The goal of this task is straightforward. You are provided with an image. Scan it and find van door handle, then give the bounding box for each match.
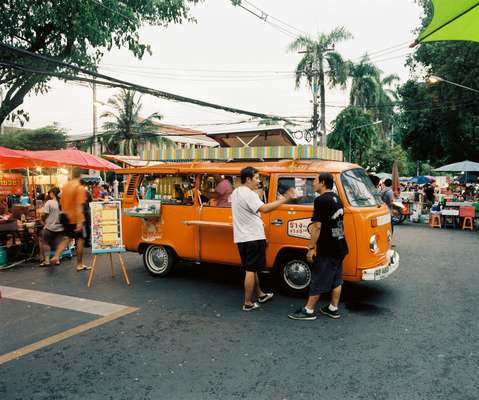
[271,219,283,226]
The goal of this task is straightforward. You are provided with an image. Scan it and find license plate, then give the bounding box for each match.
[374,265,390,278]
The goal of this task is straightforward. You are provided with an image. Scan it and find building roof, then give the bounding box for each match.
[206,126,296,147]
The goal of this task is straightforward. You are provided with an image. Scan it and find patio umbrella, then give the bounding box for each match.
[375,172,392,180]
[416,0,479,44]
[435,160,479,184]
[21,149,120,171]
[434,160,479,172]
[0,146,59,169]
[409,176,434,185]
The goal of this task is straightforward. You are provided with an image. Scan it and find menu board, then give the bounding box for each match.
[90,201,126,254]
[0,173,23,196]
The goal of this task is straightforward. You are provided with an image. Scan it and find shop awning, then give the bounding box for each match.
[21,149,120,170]
[417,1,479,44]
[0,146,59,169]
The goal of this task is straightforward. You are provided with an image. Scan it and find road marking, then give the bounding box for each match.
[0,286,139,365]
[0,286,128,316]
[0,306,139,365]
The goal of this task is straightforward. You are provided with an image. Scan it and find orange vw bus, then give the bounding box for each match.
[118,160,399,294]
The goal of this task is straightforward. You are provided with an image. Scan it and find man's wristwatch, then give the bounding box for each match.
[307,246,315,250]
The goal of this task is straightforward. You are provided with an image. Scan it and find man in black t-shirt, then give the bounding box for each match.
[288,172,348,321]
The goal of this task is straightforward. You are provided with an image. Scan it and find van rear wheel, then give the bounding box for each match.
[143,245,175,277]
[279,258,311,295]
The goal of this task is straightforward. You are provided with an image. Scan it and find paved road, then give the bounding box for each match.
[0,224,478,400]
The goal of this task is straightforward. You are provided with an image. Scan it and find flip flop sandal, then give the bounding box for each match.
[39,262,51,267]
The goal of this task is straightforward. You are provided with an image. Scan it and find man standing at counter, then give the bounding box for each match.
[232,166,296,311]
[288,172,348,321]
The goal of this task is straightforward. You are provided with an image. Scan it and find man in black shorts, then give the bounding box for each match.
[288,172,348,320]
[232,167,296,311]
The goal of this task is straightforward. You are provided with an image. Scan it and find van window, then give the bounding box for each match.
[277,177,318,204]
[199,174,270,206]
[341,169,383,207]
[139,174,196,206]
[200,174,235,207]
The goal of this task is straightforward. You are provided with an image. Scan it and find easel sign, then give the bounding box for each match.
[88,201,130,287]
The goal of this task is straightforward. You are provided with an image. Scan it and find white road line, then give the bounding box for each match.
[0,286,129,316]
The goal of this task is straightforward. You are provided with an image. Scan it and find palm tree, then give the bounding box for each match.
[289,27,353,146]
[348,57,399,138]
[376,73,400,136]
[348,55,381,110]
[99,89,172,155]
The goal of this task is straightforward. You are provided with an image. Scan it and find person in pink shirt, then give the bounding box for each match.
[214,175,233,207]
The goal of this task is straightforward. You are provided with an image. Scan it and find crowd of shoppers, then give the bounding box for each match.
[38,171,113,270]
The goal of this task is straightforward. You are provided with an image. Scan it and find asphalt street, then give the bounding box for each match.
[0,224,478,400]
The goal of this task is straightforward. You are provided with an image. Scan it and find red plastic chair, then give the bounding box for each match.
[459,207,475,231]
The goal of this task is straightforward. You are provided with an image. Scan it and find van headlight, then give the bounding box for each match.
[369,234,378,253]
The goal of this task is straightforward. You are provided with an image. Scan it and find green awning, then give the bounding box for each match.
[418,0,479,44]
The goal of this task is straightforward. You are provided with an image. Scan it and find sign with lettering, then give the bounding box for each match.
[90,201,126,254]
[0,174,23,196]
[287,218,312,240]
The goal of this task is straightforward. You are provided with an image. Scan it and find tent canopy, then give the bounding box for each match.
[0,146,59,169]
[434,160,479,172]
[418,0,479,44]
[22,149,120,171]
[409,176,435,185]
[0,147,119,171]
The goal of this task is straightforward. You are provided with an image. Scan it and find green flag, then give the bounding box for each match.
[418,0,479,44]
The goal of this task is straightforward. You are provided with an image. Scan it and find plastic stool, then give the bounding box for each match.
[460,206,475,231]
[430,213,441,228]
[462,216,473,231]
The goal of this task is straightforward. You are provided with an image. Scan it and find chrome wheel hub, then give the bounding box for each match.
[283,260,311,290]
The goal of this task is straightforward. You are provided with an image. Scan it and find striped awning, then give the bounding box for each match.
[142,145,343,162]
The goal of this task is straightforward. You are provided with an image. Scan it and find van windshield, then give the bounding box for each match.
[341,169,383,207]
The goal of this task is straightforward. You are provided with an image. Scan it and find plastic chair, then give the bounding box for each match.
[430,213,441,228]
[460,207,475,231]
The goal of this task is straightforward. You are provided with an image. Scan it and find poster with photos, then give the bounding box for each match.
[90,201,126,254]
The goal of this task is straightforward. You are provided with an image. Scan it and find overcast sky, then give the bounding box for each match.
[13,0,423,137]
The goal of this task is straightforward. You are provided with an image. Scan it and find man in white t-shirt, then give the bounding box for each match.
[232,166,296,311]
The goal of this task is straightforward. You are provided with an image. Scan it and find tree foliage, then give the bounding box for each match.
[366,139,412,176]
[100,89,171,156]
[0,124,67,150]
[398,0,479,165]
[0,0,200,125]
[289,27,353,142]
[327,106,377,165]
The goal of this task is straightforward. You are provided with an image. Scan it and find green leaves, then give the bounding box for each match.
[327,106,377,165]
[0,0,199,124]
[100,89,171,156]
[0,124,67,150]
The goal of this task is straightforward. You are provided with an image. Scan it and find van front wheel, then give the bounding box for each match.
[279,258,311,295]
[143,245,175,277]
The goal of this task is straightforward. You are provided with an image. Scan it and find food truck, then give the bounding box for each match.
[118,160,399,294]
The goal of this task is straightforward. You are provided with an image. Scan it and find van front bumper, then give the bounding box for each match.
[361,250,400,281]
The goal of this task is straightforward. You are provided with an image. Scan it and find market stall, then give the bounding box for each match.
[0,147,119,269]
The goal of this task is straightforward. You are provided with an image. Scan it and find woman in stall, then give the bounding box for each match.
[38,187,64,267]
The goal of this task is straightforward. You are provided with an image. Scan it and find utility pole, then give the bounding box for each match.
[299,47,333,151]
[92,81,97,155]
[311,79,319,149]
[0,88,4,136]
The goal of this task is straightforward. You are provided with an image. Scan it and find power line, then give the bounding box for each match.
[0,43,297,123]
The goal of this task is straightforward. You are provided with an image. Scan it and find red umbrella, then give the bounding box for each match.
[21,149,120,170]
[0,146,59,169]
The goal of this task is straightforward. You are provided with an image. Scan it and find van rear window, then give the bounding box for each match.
[341,169,383,207]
